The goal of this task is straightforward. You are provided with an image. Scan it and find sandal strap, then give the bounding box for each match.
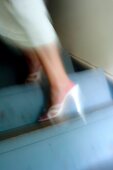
[26,71,41,82]
[47,104,63,116]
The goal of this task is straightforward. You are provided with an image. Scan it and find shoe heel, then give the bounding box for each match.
[70,85,87,124]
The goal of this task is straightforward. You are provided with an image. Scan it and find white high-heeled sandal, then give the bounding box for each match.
[39,84,86,123]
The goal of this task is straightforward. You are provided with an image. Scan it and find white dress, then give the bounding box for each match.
[0,0,58,48]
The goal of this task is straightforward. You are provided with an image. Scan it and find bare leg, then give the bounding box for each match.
[23,49,41,74]
[34,43,74,106]
[23,49,42,82]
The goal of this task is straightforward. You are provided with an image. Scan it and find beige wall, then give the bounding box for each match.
[49,0,113,78]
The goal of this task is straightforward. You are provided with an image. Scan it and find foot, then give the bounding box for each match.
[51,81,75,108]
[39,81,75,121]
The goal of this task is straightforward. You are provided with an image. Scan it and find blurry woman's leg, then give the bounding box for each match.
[34,43,74,107]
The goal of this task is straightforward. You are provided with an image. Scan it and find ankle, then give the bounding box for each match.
[51,79,74,91]
[51,80,75,104]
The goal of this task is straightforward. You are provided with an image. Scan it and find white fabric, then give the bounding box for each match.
[0,0,58,48]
